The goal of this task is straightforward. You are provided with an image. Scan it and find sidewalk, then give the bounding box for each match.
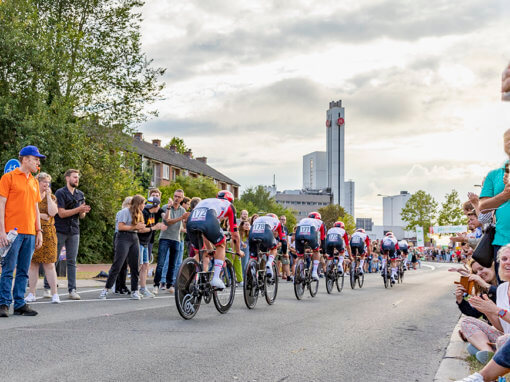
[434,315,470,381]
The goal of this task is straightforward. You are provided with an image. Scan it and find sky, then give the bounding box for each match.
[138,0,510,224]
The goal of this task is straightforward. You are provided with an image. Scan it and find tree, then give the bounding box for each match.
[0,0,164,262]
[164,137,190,155]
[401,190,438,241]
[235,186,297,229]
[158,175,219,204]
[317,204,356,234]
[437,190,467,226]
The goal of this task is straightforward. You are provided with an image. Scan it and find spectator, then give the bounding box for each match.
[278,215,291,281]
[239,220,251,279]
[153,189,189,295]
[114,196,132,294]
[0,145,45,317]
[237,209,249,226]
[184,197,201,257]
[170,196,190,287]
[25,173,60,304]
[46,169,91,300]
[250,214,259,226]
[137,196,166,298]
[99,195,146,300]
[479,129,510,275]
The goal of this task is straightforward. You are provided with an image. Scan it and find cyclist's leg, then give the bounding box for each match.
[381,252,388,274]
[389,251,398,282]
[311,250,320,280]
[265,247,278,276]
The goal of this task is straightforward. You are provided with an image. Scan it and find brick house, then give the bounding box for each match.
[131,133,240,198]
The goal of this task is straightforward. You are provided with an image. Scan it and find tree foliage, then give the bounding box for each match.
[0,0,164,262]
[164,137,190,155]
[317,204,356,234]
[158,175,219,205]
[401,190,438,240]
[235,186,297,229]
[437,189,467,226]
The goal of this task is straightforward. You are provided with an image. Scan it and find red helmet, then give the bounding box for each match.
[385,231,393,236]
[266,213,278,219]
[217,190,234,203]
[356,228,366,233]
[308,212,321,220]
[334,221,345,229]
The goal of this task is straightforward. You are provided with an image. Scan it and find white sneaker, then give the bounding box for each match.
[168,286,175,294]
[52,294,61,304]
[312,272,319,281]
[140,288,155,298]
[454,372,484,382]
[210,278,226,290]
[25,293,36,302]
[152,286,159,295]
[98,289,108,300]
[131,291,141,300]
[43,289,51,298]
[68,289,81,300]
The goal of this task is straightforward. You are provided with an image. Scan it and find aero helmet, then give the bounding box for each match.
[333,221,345,229]
[308,212,321,220]
[217,190,234,203]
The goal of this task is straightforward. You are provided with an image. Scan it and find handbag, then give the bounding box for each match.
[472,224,495,268]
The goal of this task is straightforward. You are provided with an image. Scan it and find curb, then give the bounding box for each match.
[434,315,471,381]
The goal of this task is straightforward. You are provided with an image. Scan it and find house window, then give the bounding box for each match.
[163,164,170,180]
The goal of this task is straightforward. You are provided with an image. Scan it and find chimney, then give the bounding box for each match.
[196,156,207,164]
[169,144,177,153]
[152,139,161,147]
[184,150,192,159]
[134,132,143,141]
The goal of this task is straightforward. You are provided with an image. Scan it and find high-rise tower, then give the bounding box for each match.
[326,100,346,207]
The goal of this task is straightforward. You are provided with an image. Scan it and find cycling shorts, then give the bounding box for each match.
[248,224,278,257]
[350,243,366,257]
[186,208,226,249]
[295,225,319,255]
[325,239,345,258]
[384,249,398,260]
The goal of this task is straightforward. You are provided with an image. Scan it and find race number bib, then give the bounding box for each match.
[351,236,362,244]
[190,208,207,222]
[252,223,265,234]
[300,226,311,235]
[328,233,339,242]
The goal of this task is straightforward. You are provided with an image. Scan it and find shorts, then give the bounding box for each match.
[187,208,226,249]
[279,240,288,255]
[295,225,319,255]
[249,224,278,257]
[350,243,366,257]
[325,240,345,258]
[139,245,149,264]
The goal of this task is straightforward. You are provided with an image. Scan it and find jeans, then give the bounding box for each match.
[171,241,184,285]
[105,232,140,291]
[495,245,502,283]
[0,234,35,309]
[494,334,510,368]
[241,241,249,278]
[154,239,180,288]
[161,247,170,285]
[45,233,80,292]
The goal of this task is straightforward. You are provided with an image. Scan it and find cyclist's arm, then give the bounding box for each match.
[365,237,371,255]
[225,205,241,254]
[344,233,352,256]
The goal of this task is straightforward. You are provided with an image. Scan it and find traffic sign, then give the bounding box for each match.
[3,159,20,174]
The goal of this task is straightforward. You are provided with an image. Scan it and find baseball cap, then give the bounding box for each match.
[19,145,46,159]
[146,196,161,208]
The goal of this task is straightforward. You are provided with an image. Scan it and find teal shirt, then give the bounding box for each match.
[480,161,510,246]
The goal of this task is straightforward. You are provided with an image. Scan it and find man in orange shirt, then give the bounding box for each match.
[0,146,45,317]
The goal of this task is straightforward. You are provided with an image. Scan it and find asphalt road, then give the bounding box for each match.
[0,262,460,382]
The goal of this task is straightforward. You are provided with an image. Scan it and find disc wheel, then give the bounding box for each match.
[213,258,236,314]
[336,265,345,292]
[264,262,278,305]
[294,259,305,300]
[175,257,201,320]
[350,262,356,289]
[325,263,334,294]
[243,259,259,309]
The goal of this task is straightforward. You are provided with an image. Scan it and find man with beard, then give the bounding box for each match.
[44,169,90,300]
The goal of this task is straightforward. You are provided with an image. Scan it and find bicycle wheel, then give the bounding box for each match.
[336,266,344,292]
[309,264,319,298]
[264,262,278,305]
[399,263,405,283]
[389,266,394,288]
[294,259,305,300]
[213,258,236,314]
[358,270,364,288]
[383,266,389,289]
[350,262,356,289]
[325,263,334,294]
[175,257,201,320]
[243,259,259,309]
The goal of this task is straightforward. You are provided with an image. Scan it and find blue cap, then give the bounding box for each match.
[19,145,46,159]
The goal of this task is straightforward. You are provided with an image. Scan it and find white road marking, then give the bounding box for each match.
[393,299,403,307]
[422,264,435,271]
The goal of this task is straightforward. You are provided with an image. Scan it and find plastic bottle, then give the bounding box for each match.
[0,228,18,258]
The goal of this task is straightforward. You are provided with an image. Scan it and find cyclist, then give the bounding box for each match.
[325,221,352,275]
[380,232,400,284]
[398,239,410,270]
[248,213,284,277]
[350,228,371,274]
[295,212,326,281]
[186,190,242,289]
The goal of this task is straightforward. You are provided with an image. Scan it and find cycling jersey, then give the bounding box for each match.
[350,231,370,256]
[381,236,400,259]
[295,217,325,255]
[250,216,284,240]
[190,198,237,233]
[296,217,326,240]
[325,227,348,258]
[398,240,409,254]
